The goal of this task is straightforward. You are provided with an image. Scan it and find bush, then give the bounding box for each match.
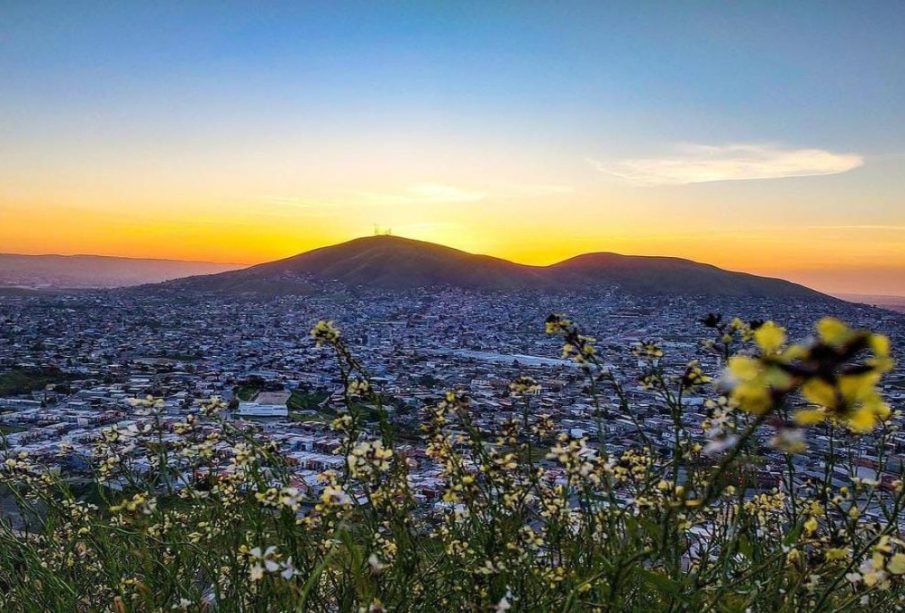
[0,315,902,611]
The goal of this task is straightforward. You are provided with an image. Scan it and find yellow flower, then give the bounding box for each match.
[726,356,792,415]
[870,333,891,358]
[754,321,786,354]
[848,406,880,433]
[887,553,905,575]
[839,372,881,403]
[803,516,818,535]
[310,320,341,345]
[817,317,851,346]
[794,408,825,426]
[802,378,837,409]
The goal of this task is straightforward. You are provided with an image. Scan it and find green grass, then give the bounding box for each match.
[287,388,329,411]
[236,385,260,401]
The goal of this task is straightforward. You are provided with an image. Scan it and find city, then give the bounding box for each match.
[2,285,903,524]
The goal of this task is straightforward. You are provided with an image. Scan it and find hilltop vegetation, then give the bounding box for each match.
[0,314,902,611]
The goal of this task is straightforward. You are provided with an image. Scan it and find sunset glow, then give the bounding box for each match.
[2,2,904,295]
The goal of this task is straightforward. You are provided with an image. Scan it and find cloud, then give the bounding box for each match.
[353,183,487,206]
[590,144,864,186]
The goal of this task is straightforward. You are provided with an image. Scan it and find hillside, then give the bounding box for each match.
[158,236,829,301]
[0,254,241,288]
[552,252,820,298]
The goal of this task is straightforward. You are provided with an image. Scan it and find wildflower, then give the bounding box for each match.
[544,313,572,334]
[888,554,905,575]
[680,360,711,390]
[247,546,278,581]
[547,434,605,486]
[509,375,541,396]
[331,413,354,432]
[753,321,786,354]
[546,314,599,364]
[311,320,341,345]
[803,516,818,535]
[724,354,793,415]
[793,407,825,426]
[347,439,393,480]
[633,340,664,360]
[320,484,352,508]
[199,396,226,416]
[110,492,157,516]
[347,378,371,397]
[721,318,893,431]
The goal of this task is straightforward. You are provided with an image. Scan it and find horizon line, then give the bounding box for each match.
[3,236,905,299]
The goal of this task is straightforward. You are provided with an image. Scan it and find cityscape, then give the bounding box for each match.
[2,1,905,610]
[2,272,904,521]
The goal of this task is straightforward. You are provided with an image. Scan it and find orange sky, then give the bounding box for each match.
[2,188,904,296]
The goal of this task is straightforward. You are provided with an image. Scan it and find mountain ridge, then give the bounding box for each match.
[157,235,830,301]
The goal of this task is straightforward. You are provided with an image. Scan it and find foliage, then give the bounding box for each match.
[288,388,330,412]
[0,367,73,397]
[0,316,903,611]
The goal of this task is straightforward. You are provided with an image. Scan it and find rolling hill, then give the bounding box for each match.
[158,235,829,300]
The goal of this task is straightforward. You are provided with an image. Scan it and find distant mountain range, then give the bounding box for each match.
[0,254,240,289]
[158,236,830,300]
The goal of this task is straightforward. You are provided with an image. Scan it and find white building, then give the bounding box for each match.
[237,402,288,418]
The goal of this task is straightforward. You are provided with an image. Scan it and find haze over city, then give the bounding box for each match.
[2,2,904,295]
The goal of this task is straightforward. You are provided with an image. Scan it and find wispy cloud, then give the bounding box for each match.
[590,143,864,186]
[353,183,487,206]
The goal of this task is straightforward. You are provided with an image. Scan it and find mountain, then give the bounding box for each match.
[158,235,829,300]
[0,254,241,289]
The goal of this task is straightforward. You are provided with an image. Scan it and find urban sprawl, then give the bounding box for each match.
[1,288,904,524]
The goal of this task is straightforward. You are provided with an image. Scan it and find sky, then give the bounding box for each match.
[1,1,904,295]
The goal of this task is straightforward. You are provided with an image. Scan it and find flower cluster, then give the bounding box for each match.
[311,319,341,346]
[724,318,894,432]
[509,375,541,396]
[545,313,598,364]
[347,439,394,480]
